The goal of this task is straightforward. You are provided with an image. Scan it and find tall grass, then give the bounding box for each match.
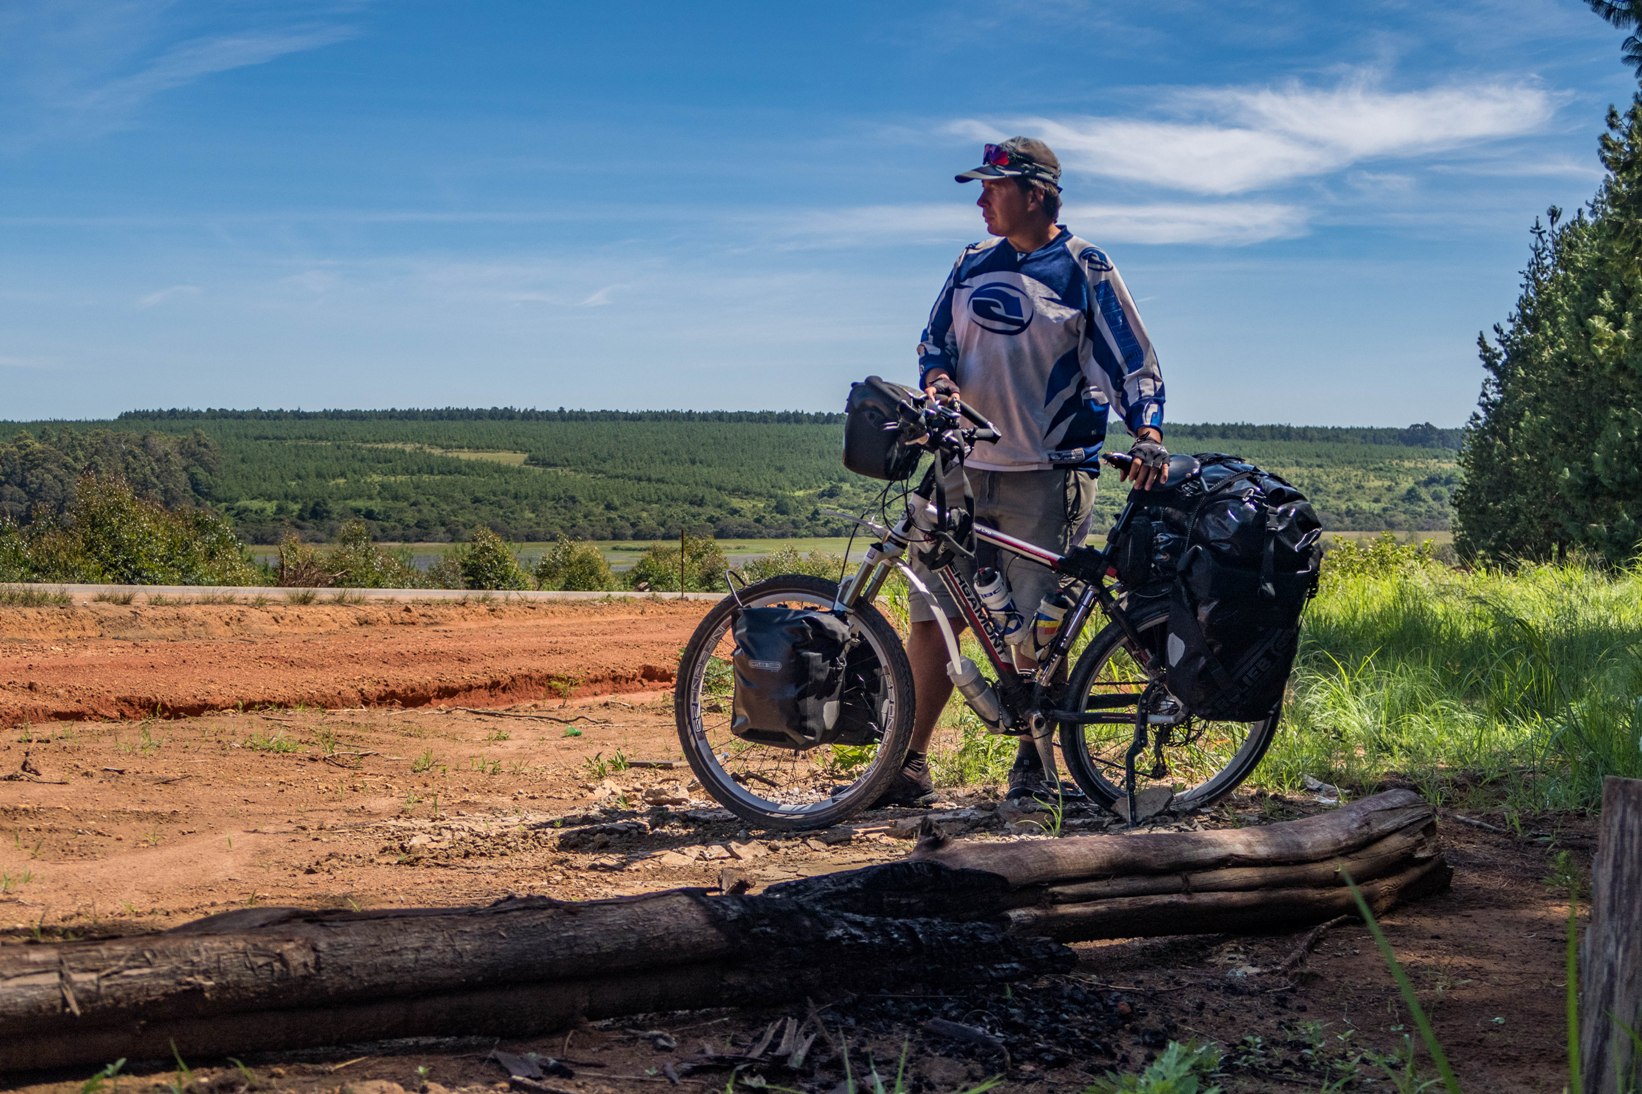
[1266,544,1642,814]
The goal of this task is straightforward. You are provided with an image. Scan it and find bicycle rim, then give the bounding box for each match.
[675,575,914,830]
[1058,606,1278,811]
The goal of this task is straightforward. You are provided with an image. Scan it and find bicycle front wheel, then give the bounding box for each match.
[674,574,915,830]
[1058,604,1279,812]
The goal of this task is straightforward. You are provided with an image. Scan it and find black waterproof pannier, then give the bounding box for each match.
[843,375,923,481]
[731,606,855,748]
[1111,454,1323,722]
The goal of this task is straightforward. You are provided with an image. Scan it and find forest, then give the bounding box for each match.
[0,411,1459,544]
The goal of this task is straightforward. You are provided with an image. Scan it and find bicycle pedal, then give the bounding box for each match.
[1113,786,1175,823]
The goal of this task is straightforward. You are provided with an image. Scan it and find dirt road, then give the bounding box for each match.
[0,597,1585,1093]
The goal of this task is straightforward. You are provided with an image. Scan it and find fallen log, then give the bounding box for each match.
[0,891,1067,1072]
[0,790,1449,1072]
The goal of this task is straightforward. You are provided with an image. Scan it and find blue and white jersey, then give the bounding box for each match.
[917,229,1165,472]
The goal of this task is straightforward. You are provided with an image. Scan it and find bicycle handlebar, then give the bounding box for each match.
[894,392,1000,451]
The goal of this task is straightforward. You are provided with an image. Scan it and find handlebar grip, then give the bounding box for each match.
[1101,451,1134,469]
[955,399,997,435]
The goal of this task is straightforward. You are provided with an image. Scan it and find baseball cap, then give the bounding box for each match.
[955,137,1062,189]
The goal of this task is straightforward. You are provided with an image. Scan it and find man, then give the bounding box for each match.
[880,136,1169,806]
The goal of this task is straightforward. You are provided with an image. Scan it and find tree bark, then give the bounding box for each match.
[1581,776,1642,1094]
[0,789,1448,1073]
[0,891,1066,1072]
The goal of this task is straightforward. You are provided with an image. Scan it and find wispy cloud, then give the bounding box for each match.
[760,200,1303,248]
[1069,202,1308,245]
[952,73,1561,195]
[137,284,203,308]
[0,2,358,146]
[0,354,49,370]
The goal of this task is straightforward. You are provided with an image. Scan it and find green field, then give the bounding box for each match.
[2,409,1461,546]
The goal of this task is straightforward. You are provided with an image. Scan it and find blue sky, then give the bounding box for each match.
[2,1,1638,426]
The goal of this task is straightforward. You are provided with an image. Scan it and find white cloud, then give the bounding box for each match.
[761,200,1302,248]
[578,286,618,308]
[0,354,49,369]
[1067,202,1308,246]
[953,73,1560,196]
[0,2,357,145]
[137,284,203,308]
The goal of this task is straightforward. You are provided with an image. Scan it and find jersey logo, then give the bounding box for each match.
[1080,247,1112,272]
[968,284,1033,335]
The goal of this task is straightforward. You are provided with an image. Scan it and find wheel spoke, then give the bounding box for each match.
[1059,608,1277,811]
[675,576,914,829]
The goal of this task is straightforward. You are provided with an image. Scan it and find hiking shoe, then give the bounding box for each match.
[1006,754,1052,802]
[1005,753,1085,803]
[872,754,934,808]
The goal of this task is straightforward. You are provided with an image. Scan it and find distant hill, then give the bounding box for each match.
[0,410,1462,543]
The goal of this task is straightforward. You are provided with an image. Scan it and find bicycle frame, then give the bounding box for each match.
[836,452,1154,739]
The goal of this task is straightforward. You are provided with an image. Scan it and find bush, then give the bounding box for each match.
[534,537,615,591]
[626,533,729,592]
[0,474,260,586]
[276,522,423,588]
[1320,533,1441,581]
[735,546,848,584]
[431,527,529,590]
[325,520,421,588]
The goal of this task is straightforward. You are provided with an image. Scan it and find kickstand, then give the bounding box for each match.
[1121,682,1160,829]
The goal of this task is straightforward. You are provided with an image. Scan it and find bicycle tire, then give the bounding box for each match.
[674,574,916,830]
[1058,604,1279,812]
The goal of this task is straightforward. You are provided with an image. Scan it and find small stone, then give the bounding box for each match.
[728,840,767,860]
[700,843,734,860]
[887,817,924,839]
[815,828,854,846]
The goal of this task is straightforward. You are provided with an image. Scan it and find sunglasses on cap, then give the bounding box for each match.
[983,143,1018,167]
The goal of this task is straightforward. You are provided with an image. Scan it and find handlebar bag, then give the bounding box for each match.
[731,605,854,749]
[843,375,924,481]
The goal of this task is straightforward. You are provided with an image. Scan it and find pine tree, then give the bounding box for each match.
[1456,100,1642,565]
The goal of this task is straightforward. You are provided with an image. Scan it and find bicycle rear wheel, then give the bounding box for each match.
[1058,604,1279,812]
[674,574,915,830]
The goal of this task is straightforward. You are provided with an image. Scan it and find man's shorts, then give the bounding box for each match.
[908,467,1098,625]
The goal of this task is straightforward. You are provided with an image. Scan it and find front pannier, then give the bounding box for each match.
[731,606,854,748]
[843,375,924,481]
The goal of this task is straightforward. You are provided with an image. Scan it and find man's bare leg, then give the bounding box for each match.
[906,618,958,754]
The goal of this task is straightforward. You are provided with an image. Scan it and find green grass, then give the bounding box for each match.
[0,584,72,606]
[910,541,1642,816]
[1262,550,1642,815]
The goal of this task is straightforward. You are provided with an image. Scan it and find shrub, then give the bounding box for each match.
[534,537,614,591]
[326,520,421,588]
[1320,533,1440,581]
[433,527,529,590]
[276,522,422,588]
[626,533,729,592]
[1,475,260,586]
[735,546,848,584]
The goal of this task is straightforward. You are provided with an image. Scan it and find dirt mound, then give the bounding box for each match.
[0,598,704,723]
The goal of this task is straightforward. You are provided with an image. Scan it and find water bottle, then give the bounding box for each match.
[974,567,1026,647]
[1031,590,1075,655]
